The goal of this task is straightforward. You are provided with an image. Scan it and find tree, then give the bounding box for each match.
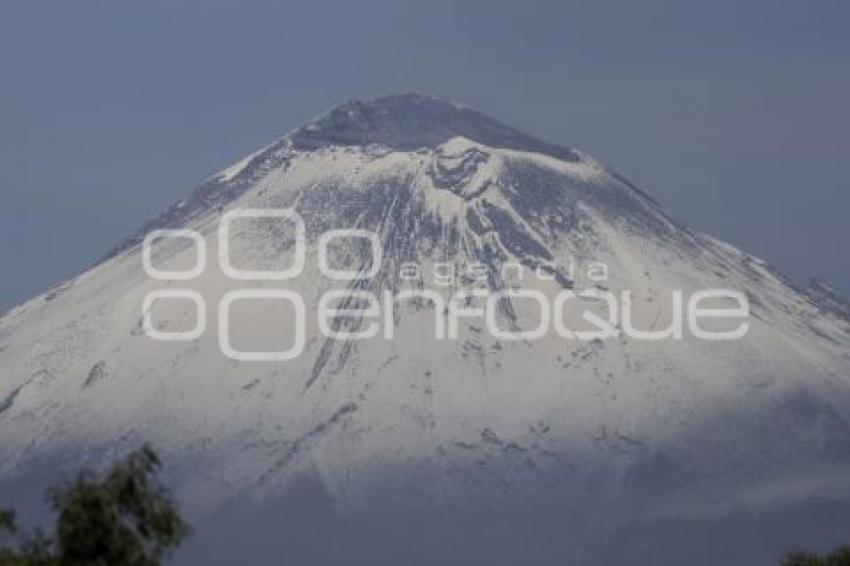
[0,507,53,566]
[782,545,850,566]
[0,445,189,566]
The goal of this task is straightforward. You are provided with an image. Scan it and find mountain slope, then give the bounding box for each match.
[1,94,849,565]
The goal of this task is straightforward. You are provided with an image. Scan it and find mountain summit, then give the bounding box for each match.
[1,94,849,565]
[291,93,580,161]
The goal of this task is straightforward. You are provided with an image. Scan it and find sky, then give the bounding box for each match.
[1,0,848,311]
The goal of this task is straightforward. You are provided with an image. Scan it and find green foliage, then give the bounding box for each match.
[0,445,188,566]
[782,545,850,566]
[0,506,54,566]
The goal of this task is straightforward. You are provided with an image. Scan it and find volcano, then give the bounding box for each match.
[1,94,849,565]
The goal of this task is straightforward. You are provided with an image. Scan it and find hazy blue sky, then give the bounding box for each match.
[1,0,848,310]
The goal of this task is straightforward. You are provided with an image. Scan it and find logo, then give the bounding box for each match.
[143,208,750,361]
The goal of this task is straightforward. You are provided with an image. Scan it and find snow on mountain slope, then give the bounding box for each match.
[1,94,849,564]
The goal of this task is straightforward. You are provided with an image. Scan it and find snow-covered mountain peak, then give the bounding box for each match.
[291,93,581,161]
[1,94,850,565]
